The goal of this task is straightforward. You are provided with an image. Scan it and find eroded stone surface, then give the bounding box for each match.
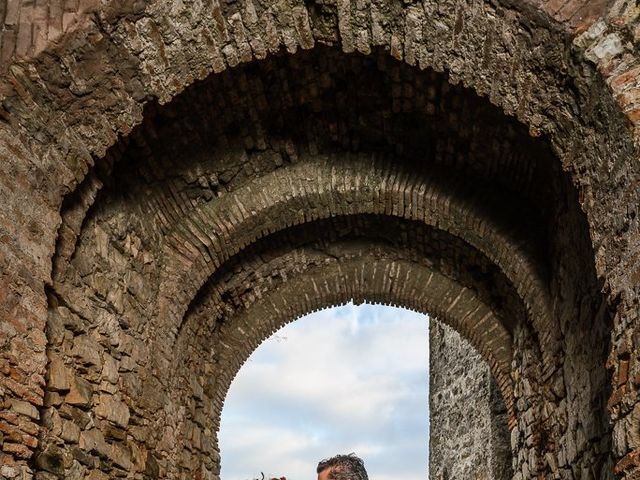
[430,320,512,480]
[0,0,638,479]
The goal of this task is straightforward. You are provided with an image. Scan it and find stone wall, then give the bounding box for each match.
[429,320,512,480]
[20,44,614,479]
[0,0,638,478]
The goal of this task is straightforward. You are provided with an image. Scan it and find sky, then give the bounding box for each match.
[218,303,430,480]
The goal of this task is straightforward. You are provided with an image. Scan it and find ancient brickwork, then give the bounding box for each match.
[429,320,512,480]
[0,125,58,479]
[174,216,523,476]
[0,0,638,479]
[0,0,616,70]
[0,0,98,65]
[16,47,608,479]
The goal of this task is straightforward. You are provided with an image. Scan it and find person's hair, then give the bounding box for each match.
[316,454,368,480]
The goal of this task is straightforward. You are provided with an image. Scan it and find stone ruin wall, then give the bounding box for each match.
[429,319,512,480]
[0,0,639,479]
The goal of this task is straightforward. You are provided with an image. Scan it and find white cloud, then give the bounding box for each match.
[219,303,429,480]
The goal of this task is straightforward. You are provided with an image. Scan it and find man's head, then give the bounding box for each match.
[316,454,368,480]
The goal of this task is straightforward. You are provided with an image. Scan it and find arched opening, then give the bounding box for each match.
[218,302,512,480]
[35,43,612,480]
[219,303,431,480]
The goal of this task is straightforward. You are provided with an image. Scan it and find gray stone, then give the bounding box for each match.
[47,356,71,392]
[9,399,40,420]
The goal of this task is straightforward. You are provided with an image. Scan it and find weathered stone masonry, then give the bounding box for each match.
[430,320,512,480]
[0,0,638,479]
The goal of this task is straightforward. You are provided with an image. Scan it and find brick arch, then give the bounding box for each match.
[34,45,577,478]
[1,0,636,247]
[85,210,530,479]
[217,257,512,437]
[155,154,555,366]
[193,243,514,410]
[34,132,607,478]
[0,0,634,306]
[165,239,517,478]
[0,0,636,477]
[0,0,612,72]
[6,0,635,405]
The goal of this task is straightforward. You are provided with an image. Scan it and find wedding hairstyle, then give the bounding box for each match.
[316,454,368,480]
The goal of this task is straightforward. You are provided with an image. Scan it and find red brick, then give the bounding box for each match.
[1,442,32,459]
[610,66,640,92]
[615,448,640,474]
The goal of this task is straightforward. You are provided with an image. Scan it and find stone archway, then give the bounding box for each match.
[0,1,638,479]
[29,45,612,479]
[174,229,516,472]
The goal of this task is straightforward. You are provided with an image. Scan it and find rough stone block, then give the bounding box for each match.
[79,429,110,459]
[47,356,71,392]
[34,445,66,475]
[65,376,92,408]
[101,355,118,385]
[71,335,102,369]
[8,399,39,420]
[60,419,81,444]
[94,395,130,428]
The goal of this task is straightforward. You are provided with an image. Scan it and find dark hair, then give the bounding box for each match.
[317,454,368,480]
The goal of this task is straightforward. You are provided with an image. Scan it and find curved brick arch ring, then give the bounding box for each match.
[156,154,555,368]
[2,1,635,331]
[183,242,516,423]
